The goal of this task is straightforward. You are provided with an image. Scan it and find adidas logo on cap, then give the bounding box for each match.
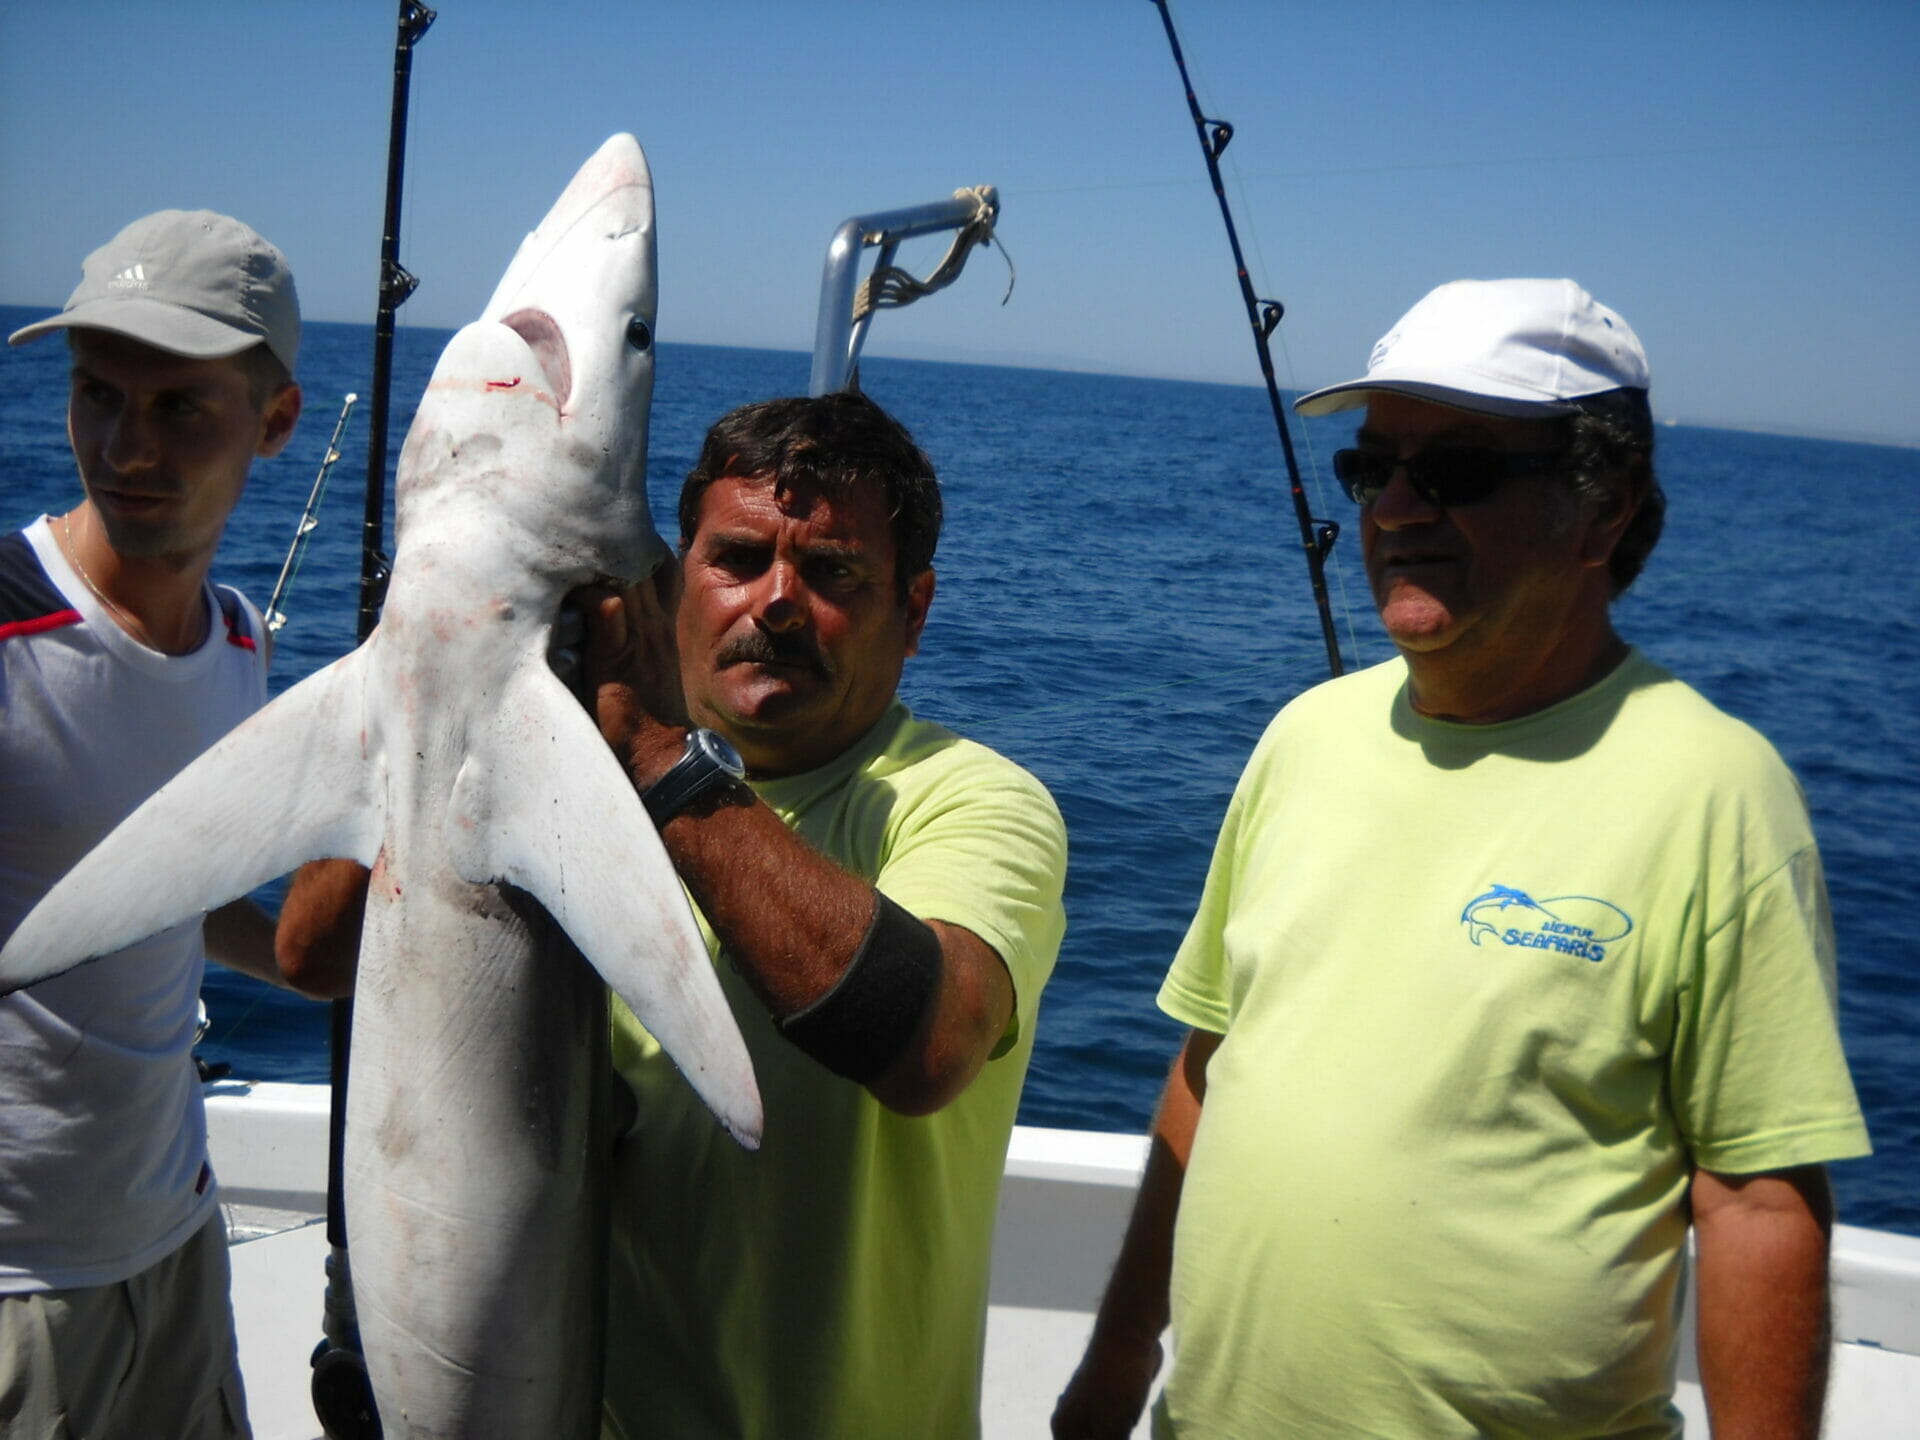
[108,264,148,291]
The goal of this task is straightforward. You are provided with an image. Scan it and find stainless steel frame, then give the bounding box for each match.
[808,189,1000,396]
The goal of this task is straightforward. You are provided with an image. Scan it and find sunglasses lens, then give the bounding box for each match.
[1411,449,1507,506]
[1332,449,1389,504]
[1333,446,1552,507]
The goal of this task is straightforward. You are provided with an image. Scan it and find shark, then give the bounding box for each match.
[0,134,762,1435]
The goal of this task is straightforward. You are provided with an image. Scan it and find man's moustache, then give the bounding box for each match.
[717,632,829,676]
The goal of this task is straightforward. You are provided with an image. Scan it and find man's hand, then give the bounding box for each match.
[575,559,690,787]
[1052,1333,1162,1439]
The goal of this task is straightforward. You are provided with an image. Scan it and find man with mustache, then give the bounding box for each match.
[583,391,1067,1437]
[1056,280,1869,1439]
[1,211,345,1438]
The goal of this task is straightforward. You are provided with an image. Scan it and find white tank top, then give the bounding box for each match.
[0,517,268,1291]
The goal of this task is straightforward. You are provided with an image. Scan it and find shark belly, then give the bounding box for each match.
[339,577,613,1437]
[347,867,613,1437]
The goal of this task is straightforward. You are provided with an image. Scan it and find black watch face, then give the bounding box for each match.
[692,728,745,779]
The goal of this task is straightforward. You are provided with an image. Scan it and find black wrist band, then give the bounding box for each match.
[776,893,942,1084]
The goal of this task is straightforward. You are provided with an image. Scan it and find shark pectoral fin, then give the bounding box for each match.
[446,664,763,1149]
[0,651,386,992]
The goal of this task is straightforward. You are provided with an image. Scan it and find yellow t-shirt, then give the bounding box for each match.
[602,702,1067,1440]
[1156,652,1869,1439]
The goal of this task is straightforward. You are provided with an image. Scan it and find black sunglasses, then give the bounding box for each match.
[1332,446,1567,508]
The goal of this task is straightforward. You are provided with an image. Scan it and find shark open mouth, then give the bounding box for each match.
[498,308,571,407]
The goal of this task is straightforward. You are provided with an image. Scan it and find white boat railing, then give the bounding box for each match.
[208,1083,1920,1439]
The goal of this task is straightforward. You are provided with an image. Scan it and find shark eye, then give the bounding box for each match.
[626,317,653,353]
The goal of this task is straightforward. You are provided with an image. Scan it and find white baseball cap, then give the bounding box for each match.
[8,209,300,372]
[1294,278,1647,418]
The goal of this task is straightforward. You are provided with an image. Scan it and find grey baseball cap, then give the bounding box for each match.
[8,209,301,372]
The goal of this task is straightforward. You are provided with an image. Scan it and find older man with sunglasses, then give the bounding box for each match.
[1056,279,1869,1440]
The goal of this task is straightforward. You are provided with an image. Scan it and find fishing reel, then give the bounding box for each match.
[312,1247,383,1439]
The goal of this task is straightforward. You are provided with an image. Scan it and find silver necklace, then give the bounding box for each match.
[58,512,156,646]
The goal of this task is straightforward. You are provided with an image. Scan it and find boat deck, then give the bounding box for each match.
[230,1214,1143,1439]
[213,1085,1920,1437]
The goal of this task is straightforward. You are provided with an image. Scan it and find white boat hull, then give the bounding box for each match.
[210,1082,1920,1438]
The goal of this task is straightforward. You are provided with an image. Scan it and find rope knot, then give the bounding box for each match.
[853,186,1015,322]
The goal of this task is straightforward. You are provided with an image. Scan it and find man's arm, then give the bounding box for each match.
[205,890,351,998]
[1692,1164,1835,1440]
[272,858,367,998]
[1052,1026,1219,1439]
[643,786,1011,1115]
[203,897,284,987]
[583,577,1014,1116]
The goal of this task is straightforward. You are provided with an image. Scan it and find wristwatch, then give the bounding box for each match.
[641,728,747,825]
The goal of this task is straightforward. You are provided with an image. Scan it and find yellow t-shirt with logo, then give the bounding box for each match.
[1155,652,1869,1439]
[602,702,1066,1440]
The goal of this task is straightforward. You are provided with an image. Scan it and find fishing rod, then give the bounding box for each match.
[264,393,358,635]
[1150,0,1345,679]
[356,0,434,643]
[313,5,435,1437]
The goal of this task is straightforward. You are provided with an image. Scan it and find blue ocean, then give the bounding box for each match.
[4,308,1915,1235]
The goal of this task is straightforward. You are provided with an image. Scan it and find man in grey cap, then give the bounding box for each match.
[1,210,346,1437]
[1056,279,1869,1439]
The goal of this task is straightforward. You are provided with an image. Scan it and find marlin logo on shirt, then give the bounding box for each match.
[1460,884,1633,963]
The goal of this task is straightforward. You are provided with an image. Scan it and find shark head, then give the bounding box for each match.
[396,133,666,584]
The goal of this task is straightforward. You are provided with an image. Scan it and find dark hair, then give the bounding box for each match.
[678,392,942,597]
[1564,388,1663,596]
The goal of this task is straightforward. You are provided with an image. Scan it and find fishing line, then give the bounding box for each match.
[209,984,278,1052]
[996,131,1919,199]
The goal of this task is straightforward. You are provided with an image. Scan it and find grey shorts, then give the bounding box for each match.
[0,1213,252,1440]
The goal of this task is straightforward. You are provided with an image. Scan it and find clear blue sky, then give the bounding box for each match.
[3,1,1915,444]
